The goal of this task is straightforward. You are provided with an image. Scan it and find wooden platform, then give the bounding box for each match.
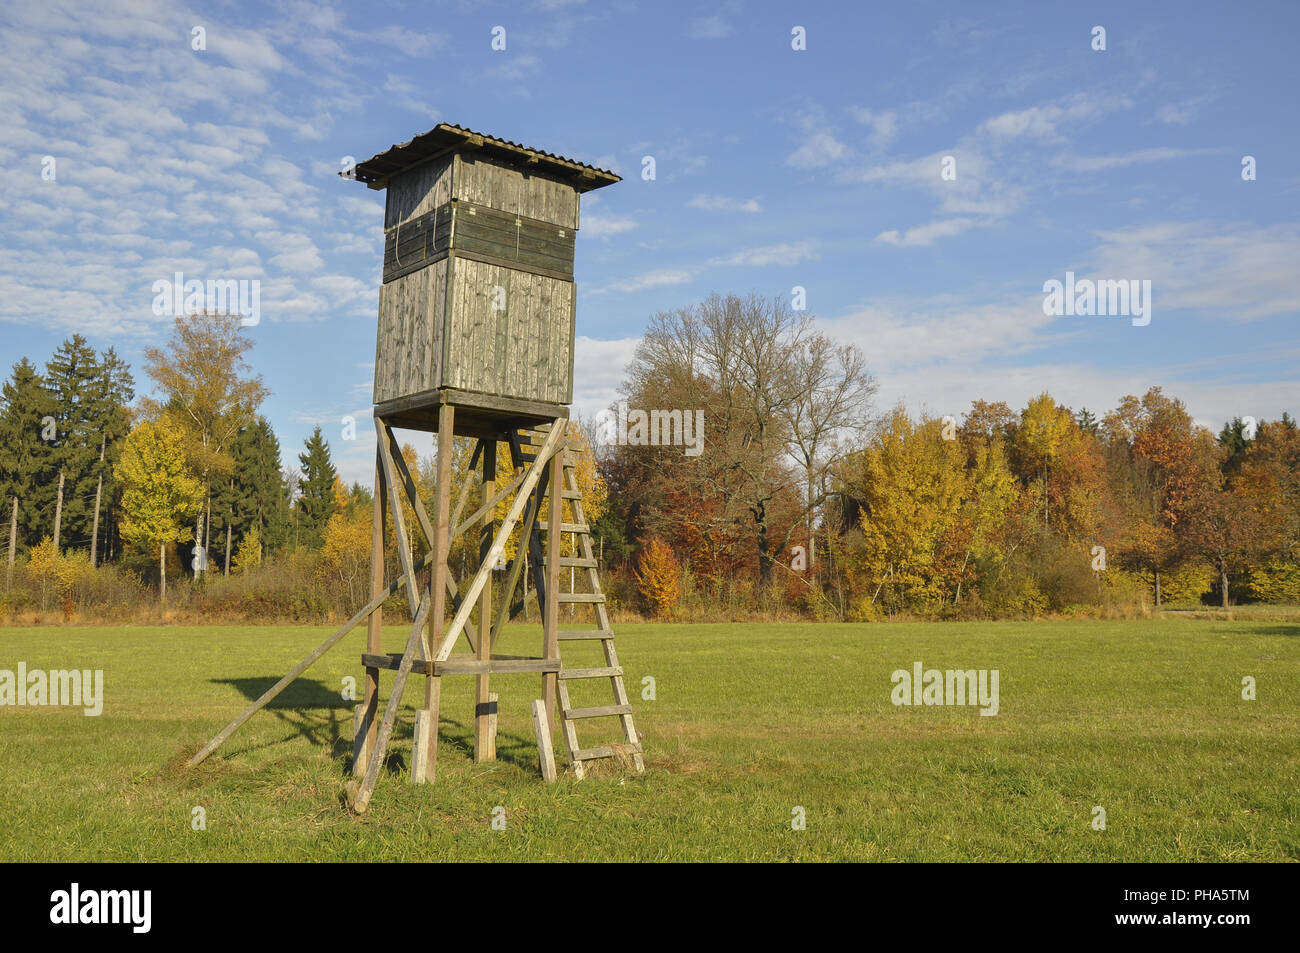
[376,387,567,438]
[361,652,561,676]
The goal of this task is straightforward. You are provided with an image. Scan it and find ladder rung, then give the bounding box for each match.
[560,489,582,499]
[556,629,615,641]
[564,704,633,720]
[557,592,604,603]
[559,666,622,679]
[572,742,642,762]
[557,556,597,568]
[559,522,590,534]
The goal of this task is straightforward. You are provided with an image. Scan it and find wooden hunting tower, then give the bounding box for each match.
[188,126,642,813]
[357,123,619,432]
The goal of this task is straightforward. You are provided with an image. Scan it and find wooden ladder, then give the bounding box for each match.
[521,427,645,779]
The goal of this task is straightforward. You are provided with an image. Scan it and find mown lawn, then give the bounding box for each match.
[0,617,1296,861]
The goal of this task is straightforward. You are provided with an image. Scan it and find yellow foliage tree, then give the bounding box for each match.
[319,507,373,609]
[25,537,88,614]
[1014,392,1075,528]
[116,421,205,603]
[854,409,968,609]
[635,536,681,619]
[233,525,262,573]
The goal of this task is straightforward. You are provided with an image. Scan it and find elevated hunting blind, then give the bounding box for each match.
[187,125,642,813]
[362,123,619,430]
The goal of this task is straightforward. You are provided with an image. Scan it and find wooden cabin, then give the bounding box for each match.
[351,124,619,431]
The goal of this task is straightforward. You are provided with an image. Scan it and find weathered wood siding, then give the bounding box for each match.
[452,203,574,280]
[375,153,579,407]
[374,259,447,404]
[442,258,573,404]
[452,154,578,230]
[384,155,454,229]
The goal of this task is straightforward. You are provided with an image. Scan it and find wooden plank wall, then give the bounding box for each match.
[443,258,573,404]
[374,152,581,407]
[385,155,454,229]
[374,259,447,404]
[453,154,578,230]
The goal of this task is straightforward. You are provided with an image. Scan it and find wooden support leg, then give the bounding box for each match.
[417,403,455,782]
[532,699,557,783]
[475,437,497,762]
[410,709,432,783]
[543,427,563,731]
[351,593,431,813]
[355,449,385,777]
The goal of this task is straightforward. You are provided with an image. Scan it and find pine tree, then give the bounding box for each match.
[43,336,103,552]
[85,347,134,565]
[1218,416,1253,475]
[0,359,53,574]
[297,426,338,548]
[227,417,291,556]
[1075,407,1100,434]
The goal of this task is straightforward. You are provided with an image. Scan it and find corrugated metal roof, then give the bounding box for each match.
[348,123,621,192]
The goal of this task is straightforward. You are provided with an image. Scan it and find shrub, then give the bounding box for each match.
[635,537,681,619]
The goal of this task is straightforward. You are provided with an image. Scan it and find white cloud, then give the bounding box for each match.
[1155,94,1214,125]
[708,241,818,267]
[583,214,639,238]
[686,16,732,39]
[875,218,977,246]
[1055,147,1221,172]
[978,93,1132,143]
[598,269,696,294]
[1085,221,1300,321]
[571,335,640,417]
[850,107,898,145]
[688,194,762,213]
[787,129,849,168]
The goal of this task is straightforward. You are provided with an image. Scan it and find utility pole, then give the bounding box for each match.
[52,470,64,552]
[90,435,106,566]
[5,497,16,589]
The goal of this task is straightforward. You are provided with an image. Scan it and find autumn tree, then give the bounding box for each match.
[635,537,682,619]
[319,504,373,610]
[621,292,824,589]
[780,333,875,571]
[1239,416,1300,601]
[846,409,967,612]
[1103,388,1204,603]
[116,421,205,603]
[142,313,268,575]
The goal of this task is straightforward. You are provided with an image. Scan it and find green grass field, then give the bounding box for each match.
[1,617,1296,861]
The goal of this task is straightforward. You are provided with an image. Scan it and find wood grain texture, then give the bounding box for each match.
[532,699,557,783]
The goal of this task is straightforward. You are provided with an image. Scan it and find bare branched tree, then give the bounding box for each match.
[142,312,268,574]
[620,292,870,588]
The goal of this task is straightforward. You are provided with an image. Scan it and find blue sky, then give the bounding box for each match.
[2,0,1297,485]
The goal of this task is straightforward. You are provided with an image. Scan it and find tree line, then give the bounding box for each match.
[0,314,357,606]
[2,299,1295,622]
[601,293,1299,619]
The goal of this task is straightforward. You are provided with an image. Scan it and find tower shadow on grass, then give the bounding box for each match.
[213,676,351,760]
[212,678,543,779]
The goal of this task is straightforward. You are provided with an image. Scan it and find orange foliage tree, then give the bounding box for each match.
[635,537,681,618]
